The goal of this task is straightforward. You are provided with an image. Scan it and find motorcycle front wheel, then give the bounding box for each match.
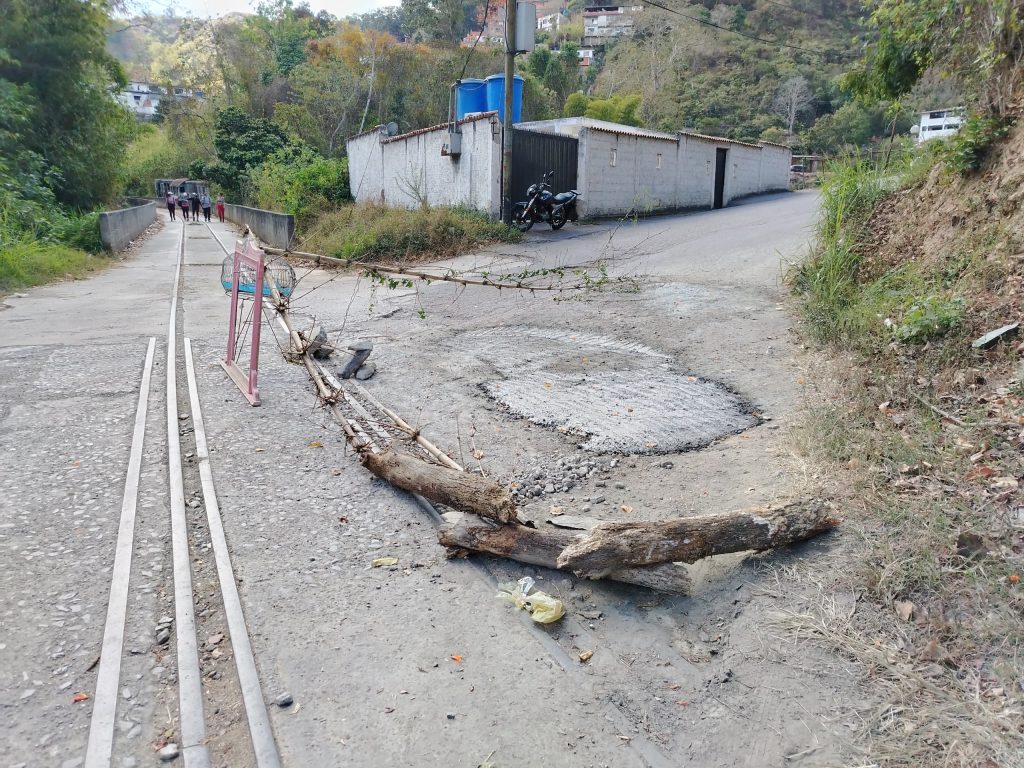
[550,207,568,230]
[512,204,533,232]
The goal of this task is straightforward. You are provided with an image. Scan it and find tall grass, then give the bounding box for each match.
[792,156,887,345]
[0,238,104,293]
[302,204,521,263]
[0,194,107,293]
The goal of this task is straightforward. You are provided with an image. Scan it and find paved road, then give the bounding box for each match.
[1,190,860,768]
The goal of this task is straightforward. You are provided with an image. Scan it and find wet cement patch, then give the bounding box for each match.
[456,326,760,454]
[482,369,757,453]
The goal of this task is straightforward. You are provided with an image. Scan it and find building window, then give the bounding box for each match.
[610,148,617,167]
[656,153,662,169]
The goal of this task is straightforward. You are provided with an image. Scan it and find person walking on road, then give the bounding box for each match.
[200,192,212,222]
[215,193,225,223]
[190,192,200,222]
[166,191,177,220]
[179,194,190,221]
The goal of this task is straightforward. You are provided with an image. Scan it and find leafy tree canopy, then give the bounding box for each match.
[1,0,137,209]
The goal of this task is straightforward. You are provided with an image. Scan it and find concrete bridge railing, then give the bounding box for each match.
[224,204,295,250]
[98,201,157,252]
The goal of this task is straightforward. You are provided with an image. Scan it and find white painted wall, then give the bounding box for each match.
[346,114,502,218]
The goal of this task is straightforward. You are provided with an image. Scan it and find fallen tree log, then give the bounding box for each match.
[362,449,517,524]
[439,512,692,594]
[555,502,838,575]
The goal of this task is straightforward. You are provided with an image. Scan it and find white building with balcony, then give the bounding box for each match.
[915,107,965,144]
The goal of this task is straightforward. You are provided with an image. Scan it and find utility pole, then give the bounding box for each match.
[501,0,516,225]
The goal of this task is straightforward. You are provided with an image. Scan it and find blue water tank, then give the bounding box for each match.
[485,74,524,123]
[455,79,488,119]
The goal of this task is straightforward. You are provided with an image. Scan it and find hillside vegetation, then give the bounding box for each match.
[789,1,1024,765]
[1,0,136,293]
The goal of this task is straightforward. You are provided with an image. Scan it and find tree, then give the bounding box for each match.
[563,92,589,117]
[773,75,814,137]
[842,0,1024,115]
[804,101,875,154]
[400,0,473,43]
[584,94,643,126]
[202,106,293,194]
[0,0,137,209]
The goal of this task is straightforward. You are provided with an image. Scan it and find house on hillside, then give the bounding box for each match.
[583,4,643,48]
[115,81,205,122]
[346,114,790,221]
[914,107,965,144]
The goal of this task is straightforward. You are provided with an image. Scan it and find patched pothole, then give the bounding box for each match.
[483,369,758,453]
[455,326,761,454]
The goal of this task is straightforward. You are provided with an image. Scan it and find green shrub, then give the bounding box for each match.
[891,295,964,343]
[248,147,350,226]
[942,114,1010,174]
[303,204,520,263]
[0,238,102,292]
[55,212,102,253]
[120,126,205,198]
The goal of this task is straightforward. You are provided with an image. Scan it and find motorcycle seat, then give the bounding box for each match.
[553,192,575,203]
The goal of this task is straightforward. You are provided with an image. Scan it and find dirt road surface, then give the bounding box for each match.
[1,191,863,768]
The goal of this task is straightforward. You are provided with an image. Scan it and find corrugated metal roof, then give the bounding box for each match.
[758,140,791,150]
[348,112,499,145]
[585,124,679,142]
[678,131,761,149]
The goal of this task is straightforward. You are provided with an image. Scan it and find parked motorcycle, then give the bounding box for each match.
[511,171,580,232]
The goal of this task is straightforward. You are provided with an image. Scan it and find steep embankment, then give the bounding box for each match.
[789,122,1024,767]
[860,123,1024,340]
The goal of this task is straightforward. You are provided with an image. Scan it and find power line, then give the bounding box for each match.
[641,0,834,56]
[458,0,492,81]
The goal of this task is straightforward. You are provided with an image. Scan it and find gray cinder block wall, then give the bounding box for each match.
[223,204,295,250]
[98,201,157,251]
[346,114,792,221]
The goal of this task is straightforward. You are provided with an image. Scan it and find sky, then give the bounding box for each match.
[145,0,399,19]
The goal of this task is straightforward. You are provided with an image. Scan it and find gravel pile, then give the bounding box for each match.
[510,455,623,502]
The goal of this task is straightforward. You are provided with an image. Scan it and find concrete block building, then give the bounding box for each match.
[346,114,791,221]
[347,113,504,218]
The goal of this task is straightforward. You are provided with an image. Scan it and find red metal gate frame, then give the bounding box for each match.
[221,239,264,406]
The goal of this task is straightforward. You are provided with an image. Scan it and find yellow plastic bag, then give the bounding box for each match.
[497,577,565,624]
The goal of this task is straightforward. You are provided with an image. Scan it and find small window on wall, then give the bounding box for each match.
[656,153,662,169]
[610,148,617,167]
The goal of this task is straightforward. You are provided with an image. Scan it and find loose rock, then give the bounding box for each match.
[275,692,294,708]
[158,744,179,762]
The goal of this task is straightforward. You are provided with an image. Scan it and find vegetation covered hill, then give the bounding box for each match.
[590,0,866,143]
[788,2,1023,764]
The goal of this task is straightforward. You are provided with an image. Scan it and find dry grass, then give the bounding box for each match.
[299,204,520,264]
[770,569,1021,768]
[778,352,1024,768]
[785,127,1024,766]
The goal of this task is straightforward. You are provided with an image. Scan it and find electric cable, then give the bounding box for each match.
[641,0,836,56]
[458,0,492,81]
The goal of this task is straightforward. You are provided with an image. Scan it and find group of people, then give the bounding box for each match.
[165,190,225,223]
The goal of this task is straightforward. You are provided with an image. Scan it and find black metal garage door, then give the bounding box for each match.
[510,129,579,204]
